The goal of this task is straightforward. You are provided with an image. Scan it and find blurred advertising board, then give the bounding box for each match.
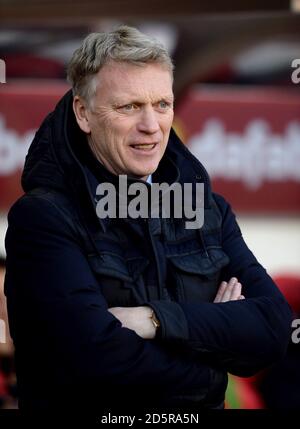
[0,82,68,212]
[175,87,300,213]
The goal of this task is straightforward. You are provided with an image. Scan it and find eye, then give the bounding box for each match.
[124,104,133,110]
[159,100,168,109]
[157,100,172,111]
[121,103,138,111]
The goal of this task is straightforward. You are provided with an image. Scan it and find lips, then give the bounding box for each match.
[129,143,158,152]
[130,143,157,149]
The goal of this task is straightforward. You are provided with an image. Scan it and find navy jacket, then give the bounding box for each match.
[4,90,292,410]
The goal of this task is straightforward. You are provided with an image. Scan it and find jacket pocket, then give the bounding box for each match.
[88,251,149,306]
[167,248,229,302]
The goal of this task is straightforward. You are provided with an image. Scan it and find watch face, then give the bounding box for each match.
[150,311,160,328]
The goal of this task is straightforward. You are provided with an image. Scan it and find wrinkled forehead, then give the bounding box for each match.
[94,61,174,103]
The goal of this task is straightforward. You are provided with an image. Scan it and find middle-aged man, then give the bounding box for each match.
[4,25,292,411]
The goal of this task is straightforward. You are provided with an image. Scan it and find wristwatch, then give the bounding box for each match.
[150,309,160,329]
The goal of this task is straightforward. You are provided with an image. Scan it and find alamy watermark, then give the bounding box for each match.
[291,59,300,84]
[0,318,5,344]
[291,319,300,344]
[0,58,6,83]
[95,175,205,229]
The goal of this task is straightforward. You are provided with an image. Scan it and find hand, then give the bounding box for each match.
[107,306,156,339]
[213,277,245,303]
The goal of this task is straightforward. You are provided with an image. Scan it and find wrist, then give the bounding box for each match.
[149,309,160,329]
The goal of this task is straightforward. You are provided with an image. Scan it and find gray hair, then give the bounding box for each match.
[67,25,174,106]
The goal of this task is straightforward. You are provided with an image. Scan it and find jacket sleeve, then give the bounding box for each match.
[4,194,219,397]
[149,193,292,377]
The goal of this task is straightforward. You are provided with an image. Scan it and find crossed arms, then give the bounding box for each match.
[108,276,245,340]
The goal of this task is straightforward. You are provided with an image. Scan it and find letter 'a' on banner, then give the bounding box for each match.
[0,59,6,83]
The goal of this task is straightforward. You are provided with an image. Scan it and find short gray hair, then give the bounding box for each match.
[67,25,174,105]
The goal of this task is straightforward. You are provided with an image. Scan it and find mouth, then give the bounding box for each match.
[129,143,158,153]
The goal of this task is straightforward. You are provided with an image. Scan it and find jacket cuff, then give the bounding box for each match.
[146,301,189,342]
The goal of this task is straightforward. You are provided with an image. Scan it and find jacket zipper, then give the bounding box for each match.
[145,219,164,300]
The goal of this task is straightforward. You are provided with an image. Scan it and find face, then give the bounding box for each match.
[74,61,174,180]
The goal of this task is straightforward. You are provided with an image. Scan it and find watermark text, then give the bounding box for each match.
[291,318,300,344]
[95,175,204,229]
[291,59,300,84]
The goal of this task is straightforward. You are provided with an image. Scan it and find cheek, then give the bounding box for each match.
[115,123,137,148]
[90,117,106,139]
[101,119,124,146]
[162,112,174,131]
[161,119,173,140]
[110,116,132,137]
[108,123,133,158]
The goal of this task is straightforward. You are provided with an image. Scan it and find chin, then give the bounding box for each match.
[130,163,159,179]
[132,172,153,180]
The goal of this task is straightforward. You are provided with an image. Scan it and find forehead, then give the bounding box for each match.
[95,61,173,102]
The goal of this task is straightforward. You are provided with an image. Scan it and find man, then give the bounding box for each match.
[4,25,291,411]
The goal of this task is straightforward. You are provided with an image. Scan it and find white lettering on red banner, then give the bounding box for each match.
[188,119,300,190]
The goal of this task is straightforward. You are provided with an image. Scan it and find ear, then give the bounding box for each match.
[73,95,91,134]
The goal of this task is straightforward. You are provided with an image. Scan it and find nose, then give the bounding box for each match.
[137,106,160,134]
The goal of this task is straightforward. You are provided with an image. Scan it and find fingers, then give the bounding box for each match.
[213,281,227,303]
[214,277,244,303]
[222,277,239,301]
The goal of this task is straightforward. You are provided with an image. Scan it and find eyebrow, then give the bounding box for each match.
[112,95,174,106]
